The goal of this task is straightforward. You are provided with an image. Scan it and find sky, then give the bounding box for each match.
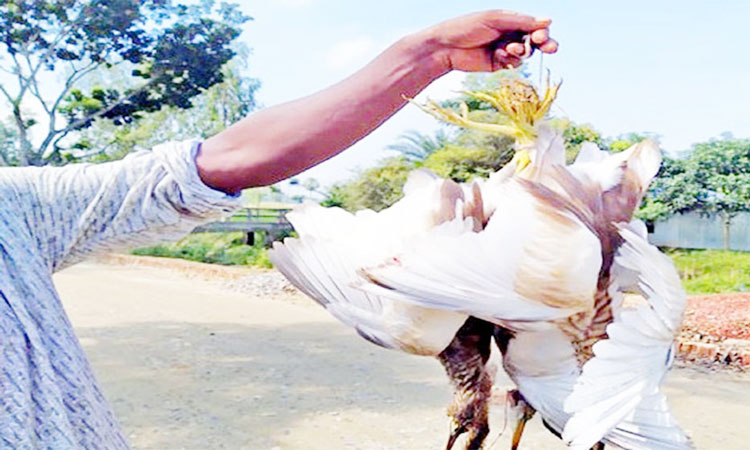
[232,0,750,192]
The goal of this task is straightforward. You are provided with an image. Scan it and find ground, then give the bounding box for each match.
[55,258,750,450]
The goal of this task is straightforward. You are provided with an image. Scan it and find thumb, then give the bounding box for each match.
[481,10,551,32]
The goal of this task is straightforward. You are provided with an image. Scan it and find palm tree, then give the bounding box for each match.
[387,129,451,161]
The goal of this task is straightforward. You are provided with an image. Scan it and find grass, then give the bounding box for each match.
[665,248,750,294]
[132,232,273,268]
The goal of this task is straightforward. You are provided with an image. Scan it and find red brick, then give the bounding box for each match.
[693,343,719,360]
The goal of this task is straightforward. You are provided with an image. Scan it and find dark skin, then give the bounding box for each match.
[195,10,558,193]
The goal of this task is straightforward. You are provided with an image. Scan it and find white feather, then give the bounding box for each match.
[270,176,472,355]
[361,177,600,326]
[562,225,691,449]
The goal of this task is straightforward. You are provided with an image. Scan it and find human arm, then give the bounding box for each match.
[0,142,240,272]
[196,10,558,193]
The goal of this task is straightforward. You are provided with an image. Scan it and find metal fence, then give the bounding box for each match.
[648,212,750,251]
[193,206,294,246]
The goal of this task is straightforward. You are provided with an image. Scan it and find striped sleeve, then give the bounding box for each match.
[1,140,242,271]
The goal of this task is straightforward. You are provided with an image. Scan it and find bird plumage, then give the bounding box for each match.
[269,79,692,449]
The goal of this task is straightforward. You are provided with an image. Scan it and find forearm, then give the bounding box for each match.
[197,33,446,193]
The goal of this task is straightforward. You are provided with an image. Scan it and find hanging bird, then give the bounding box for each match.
[270,78,693,450]
[270,166,497,448]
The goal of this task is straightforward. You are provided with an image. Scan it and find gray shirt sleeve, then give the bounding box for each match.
[1,140,242,272]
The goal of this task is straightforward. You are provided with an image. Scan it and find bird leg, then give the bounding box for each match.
[507,389,536,450]
[438,317,495,450]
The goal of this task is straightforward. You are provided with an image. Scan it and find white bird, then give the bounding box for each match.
[270,79,693,450]
[360,129,693,450]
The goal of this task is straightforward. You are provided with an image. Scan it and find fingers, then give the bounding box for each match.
[530,29,557,54]
[530,29,549,45]
[504,33,556,60]
[538,39,558,54]
[493,47,523,70]
[490,14,557,57]
[506,42,528,57]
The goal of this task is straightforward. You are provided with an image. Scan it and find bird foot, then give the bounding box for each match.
[444,369,493,450]
[507,390,536,450]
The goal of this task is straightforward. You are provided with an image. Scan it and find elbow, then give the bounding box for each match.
[196,138,308,192]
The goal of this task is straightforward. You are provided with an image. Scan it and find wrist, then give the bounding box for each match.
[395,31,451,80]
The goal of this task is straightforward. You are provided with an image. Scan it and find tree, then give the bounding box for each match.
[639,138,750,248]
[73,56,259,162]
[386,128,451,161]
[422,143,512,182]
[608,132,659,153]
[325,157,413,212]
[0,0,249,166]
[551,119,604,163]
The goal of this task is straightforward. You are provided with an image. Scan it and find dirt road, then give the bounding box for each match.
[55,260,750,450]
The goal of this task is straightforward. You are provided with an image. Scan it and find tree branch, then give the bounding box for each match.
[40,76,157,161]
[33,60,103,161]
[0,84,14,104]
[9,52,31,100]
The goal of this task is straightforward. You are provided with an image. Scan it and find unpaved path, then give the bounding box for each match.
[55,260,750,450]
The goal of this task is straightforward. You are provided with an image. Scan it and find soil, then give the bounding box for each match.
[54,256,750,450]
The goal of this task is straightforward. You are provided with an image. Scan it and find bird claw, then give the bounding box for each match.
[445,422,467,450]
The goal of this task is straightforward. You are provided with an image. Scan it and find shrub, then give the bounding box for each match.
[133,232,272,268]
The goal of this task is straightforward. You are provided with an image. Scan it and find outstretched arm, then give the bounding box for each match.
[196,10,558,193]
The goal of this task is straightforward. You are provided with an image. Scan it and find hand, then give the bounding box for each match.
[418,10,558,73]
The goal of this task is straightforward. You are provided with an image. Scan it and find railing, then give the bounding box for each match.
[193,207,294,245]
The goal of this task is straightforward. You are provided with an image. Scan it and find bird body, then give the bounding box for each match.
[269,79,693,449]
[357,129,693,449]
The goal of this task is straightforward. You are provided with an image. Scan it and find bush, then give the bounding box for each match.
[327,157,413,212]
[132,232,272,268]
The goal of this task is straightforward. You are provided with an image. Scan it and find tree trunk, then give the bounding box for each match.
[721,212,732,251]
[12,103,31,166]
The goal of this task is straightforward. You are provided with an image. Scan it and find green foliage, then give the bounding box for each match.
[0,0,250,166]
[667,248,750,294]
[387,129,451,161]
[556,120,604,147]
[609,133,653,153]
[132,232,272,268]
[640,138,750,223]
[422,143,512,182]
[75,59,259,162]
[326,157,413,211]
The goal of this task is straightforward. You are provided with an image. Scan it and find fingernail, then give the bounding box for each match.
[536,17,552,23]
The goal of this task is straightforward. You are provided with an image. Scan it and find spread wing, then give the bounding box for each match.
[269,171,474,356]
[562,224,693,449]
[270,235,467,355]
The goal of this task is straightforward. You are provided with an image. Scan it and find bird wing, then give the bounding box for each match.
[270,236,468,355]
[360,175,602,328]
[269,171,474,356]
[603,391,694,449]
[562,223,692,450]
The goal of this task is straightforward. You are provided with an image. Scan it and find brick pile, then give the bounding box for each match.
[677,293,750,369]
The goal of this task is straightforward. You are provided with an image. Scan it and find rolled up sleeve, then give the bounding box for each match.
[1,140,242,272]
